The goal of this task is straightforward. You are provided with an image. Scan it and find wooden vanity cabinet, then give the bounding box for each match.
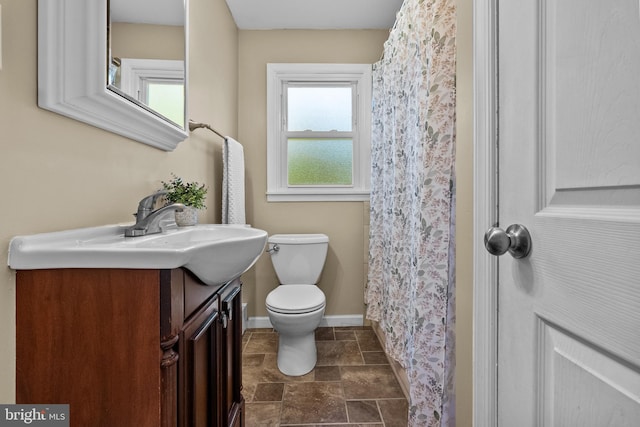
[218,280,244,427]
[16,268,244,427]
[178,284,221,427]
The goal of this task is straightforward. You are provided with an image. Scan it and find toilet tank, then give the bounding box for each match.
[268,234,329,285]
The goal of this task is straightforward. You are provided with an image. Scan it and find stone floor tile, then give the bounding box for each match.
[362,351,389,365]
[314,425,383,427]
[314,424,383,427]
[341,365,405,399]
[313,365,341,381]
[346,400,382,423]
[316,340,364,366]
[244,402,281,427]
[315,327,335,341]
[244,332,278,354]
[243,327,408,426]
[334,326,368,331]
[253,382,284,402]
[378,398,409,427]
[280,382,347,424]
[355,329,384,351]
[243,364,266,402]
[243,353,265,367]
[334,330,357,341]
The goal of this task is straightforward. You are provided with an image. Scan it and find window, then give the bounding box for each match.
[119,58,185,126]
[267,64,372,201]
[144,79,184,126]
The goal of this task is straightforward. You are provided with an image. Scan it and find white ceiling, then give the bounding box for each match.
[110,0,403,30]
[225,0,404,30]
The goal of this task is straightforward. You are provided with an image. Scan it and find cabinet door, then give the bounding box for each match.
[17,269,162,427]
[219,280,244,427]
[179,298,222,427]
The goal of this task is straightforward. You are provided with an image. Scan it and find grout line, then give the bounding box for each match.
[277,400,284,426]
[375,399,385,427]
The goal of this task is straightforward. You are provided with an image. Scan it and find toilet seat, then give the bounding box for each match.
[266,285,325,314]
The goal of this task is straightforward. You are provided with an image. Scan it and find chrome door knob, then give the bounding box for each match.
[484,224,532,259]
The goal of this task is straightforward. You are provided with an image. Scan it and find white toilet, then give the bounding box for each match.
[265,233,329,376]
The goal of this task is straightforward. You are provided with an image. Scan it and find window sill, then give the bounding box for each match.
[266,191,370,202]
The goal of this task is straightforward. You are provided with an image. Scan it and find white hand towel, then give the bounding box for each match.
[222,137,246,224]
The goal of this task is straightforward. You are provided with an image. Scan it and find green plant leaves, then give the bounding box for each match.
[161,173,207,209]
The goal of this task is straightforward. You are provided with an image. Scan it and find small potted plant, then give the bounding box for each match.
[161,173,207,226]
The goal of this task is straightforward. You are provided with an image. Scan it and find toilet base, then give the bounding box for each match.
[266,303,325,377]
[276,331,317,376]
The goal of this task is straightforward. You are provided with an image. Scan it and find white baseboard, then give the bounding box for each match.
[247,314,364,330]
[247,317,273,329]
[320,315,364,327]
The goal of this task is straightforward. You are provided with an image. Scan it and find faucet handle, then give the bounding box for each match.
[136,190,167,220]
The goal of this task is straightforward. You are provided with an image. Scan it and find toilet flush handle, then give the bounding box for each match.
[266,243,279,254]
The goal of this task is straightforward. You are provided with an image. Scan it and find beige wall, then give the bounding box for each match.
[456,0,473,425]
[111,23,185,60]
[1,1,474,425]
[236,30,389,320]
[0,0,237,401]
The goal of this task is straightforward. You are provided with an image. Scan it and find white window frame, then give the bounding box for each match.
[119,58,185,104]
[118,58,185,126]
[266,63,372,202]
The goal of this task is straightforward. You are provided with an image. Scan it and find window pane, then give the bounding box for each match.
[147,82,184,126]
[287,87,352,131]
[287,138,353,185]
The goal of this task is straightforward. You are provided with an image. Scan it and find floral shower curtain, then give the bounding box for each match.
[365,0,457,425]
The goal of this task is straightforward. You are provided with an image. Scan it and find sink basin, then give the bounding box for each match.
[8,224,268,286]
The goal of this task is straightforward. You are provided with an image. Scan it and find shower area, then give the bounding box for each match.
[366,0,457,425]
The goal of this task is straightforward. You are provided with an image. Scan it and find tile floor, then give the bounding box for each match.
[242,326,408,426]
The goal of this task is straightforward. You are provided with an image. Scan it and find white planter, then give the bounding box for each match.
[175,207,198,227]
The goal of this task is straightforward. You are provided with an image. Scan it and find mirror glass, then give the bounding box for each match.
[107,0,186,129]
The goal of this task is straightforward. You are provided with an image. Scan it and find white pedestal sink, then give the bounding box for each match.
[8,224,268,286]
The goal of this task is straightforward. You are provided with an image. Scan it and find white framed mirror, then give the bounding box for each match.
[38,0,189,151]
[108,0,186,130]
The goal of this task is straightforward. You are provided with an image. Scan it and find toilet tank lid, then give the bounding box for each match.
[268,234,329,244]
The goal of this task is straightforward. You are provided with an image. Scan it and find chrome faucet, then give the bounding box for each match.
[125,191,185,237]
[134,191,167,222]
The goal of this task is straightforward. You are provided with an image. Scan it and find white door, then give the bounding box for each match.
[492,0,640,425]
